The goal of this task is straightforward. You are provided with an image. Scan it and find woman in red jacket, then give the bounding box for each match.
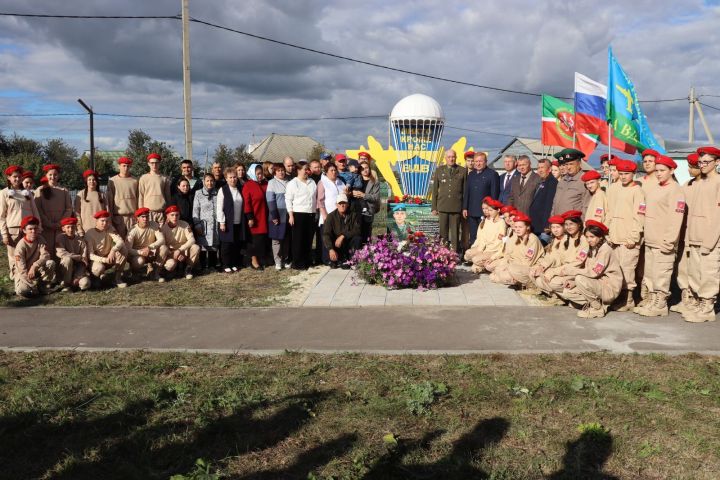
[243,164,269,270]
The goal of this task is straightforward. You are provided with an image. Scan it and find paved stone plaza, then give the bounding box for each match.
[302,268,529,307]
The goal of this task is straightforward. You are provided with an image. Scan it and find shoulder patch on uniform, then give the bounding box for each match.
[592,262,605,274]
[638,203,646,215]
[595,207,604,216]
[526,247,535,258]
[675,200,685,213]
[577,249,588,261]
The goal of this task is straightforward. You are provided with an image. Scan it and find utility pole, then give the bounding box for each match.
[689,86,715,144]
[77,98,95,171]
[181,0,193,161]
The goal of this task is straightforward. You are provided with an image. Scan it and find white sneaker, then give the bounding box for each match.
[284,262,293,269]
[224,267,232,273]
[231,266,239,272]
[275,264,282,271]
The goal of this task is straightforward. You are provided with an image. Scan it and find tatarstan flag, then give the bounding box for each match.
[541,94,597,157]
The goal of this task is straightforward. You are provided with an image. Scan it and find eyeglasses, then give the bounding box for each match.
[698,160,715,166]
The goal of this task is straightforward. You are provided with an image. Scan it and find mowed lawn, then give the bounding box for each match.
[0,246,301,307]
[1,351,718,479]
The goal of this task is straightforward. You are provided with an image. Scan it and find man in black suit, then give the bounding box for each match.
[498,155,519,205]
[507,155,541,215]
[462,152,500,246]
[529,158,558,244]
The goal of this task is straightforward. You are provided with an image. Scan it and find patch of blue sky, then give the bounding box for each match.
[22,98,77,115]
[0,89,33,99]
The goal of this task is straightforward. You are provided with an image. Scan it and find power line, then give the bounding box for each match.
[698,102,720,112]
[0,11,694,103]
[0,112,387,121]
[444,126,521,137]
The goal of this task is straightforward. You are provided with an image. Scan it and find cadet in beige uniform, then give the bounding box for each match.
[13,216,56,297]
[559,220,623,318]
[670,153,702,314]
[34,164,73,256]
[85,210,127,288]
[160,205,199,279]
[107,156,139,238]
[431,149,467,252]
[55,217,90,292]
[551,148,590,216]
[464,197,505,272]
[605,159,645,311]
[488,212,544,288]
[532,212,589,304]
[74,169,108,237]
[1,165,42,279]
[138,153,171,225]
[634,149,660,307]
[126,207,168,282]
[581,170,607,223]
[683,146,720,323]
[634,155,685,317]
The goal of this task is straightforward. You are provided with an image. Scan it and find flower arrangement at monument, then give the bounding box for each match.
[351,231,458,289]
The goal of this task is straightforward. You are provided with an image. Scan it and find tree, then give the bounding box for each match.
[307,143,325,162]
[212,143,235,168]
[43,138,82,190]
[77,152,116,185]
[233,144,255,165]
[125,129,182,178]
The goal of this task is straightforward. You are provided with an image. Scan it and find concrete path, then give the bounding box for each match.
[1,306,718,354]
[302,269,528,307]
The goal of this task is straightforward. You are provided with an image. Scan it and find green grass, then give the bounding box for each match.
[1,351,719,479]
[0,246,300,307]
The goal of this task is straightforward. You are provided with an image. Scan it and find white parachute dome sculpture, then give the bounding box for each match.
[389,94,445,199]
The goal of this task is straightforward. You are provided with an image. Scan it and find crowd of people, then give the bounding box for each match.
[2,144,719,325]
[0,151,383,297]
[443,146,720,323]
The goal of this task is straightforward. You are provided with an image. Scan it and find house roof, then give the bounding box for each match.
[249,134,321,164]
[490,137,593,170]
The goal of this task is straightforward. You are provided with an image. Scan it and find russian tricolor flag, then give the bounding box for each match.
[574,72,636,154]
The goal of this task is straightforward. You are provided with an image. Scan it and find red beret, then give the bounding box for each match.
[83,169,99,179]
[40,175,48,184]
[608,158,619,167]
[20,215,40,229]
[581,170,601,182]
[641,149,660,158]
[42,164,60,172]
[94,210,111,219]
[697,146,720,158]
[561,210,583,220]
[463,150,475,159]
[616,160,637,173]
[147,153,161,161]
[21,171,34,179]
[4,165,22,177]
[483,196,503,209]
[118,156,133,165]
[687,153,699,166]
[548,215,565,225]
[358,151,372,160]
[134,207,150,217]
[654,155,677,169]
[165,205,179,215]
[551,160,559,167]
[585,219,609,235]
[512,212,532,224]
[500,205,516,215]
[334,153,347,162]
[60,217,78,227]
[599,153,617,162]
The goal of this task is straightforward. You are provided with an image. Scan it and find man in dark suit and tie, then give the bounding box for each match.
[498,155,519,205]
[462,151,500,246]
[507,155,541,215]
[529,158,558,244]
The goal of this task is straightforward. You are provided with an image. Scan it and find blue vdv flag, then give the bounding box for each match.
[607,47,665,153]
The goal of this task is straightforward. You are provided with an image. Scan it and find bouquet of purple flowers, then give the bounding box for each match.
[350,232,458,289]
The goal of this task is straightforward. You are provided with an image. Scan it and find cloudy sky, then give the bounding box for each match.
[1,0,719,162]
